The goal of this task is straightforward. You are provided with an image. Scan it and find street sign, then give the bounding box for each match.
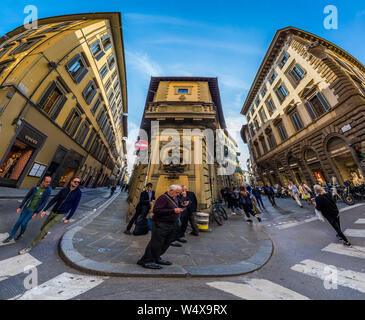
[341,124,351,133]
[135,140,148,151]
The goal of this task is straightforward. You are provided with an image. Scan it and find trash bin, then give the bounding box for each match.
[196,212,210,231]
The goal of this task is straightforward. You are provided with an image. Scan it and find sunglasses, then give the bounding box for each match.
[73,180,80,184]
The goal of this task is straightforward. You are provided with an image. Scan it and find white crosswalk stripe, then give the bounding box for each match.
[355,219,365,224]
[12,272,108,300]
[291,259,365,293]
[0,233,15,247]
[339,204,365,212]
[276,217,317,229]
[0,254,42,282]
[207,279,309,300]
[344,229,365,238]
[322,243,365,259]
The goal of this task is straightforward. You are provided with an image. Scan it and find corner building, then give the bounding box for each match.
[240,27,365,187]
[0,12,128,188]
[128,77,237,216]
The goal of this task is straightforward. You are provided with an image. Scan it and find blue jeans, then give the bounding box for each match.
[9,208,34,238]
[255,196,265,209]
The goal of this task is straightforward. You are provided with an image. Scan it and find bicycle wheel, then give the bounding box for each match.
[218,207,228,220]
[212,208,224,225]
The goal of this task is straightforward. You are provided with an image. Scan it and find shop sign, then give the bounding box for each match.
[341,124,351,133]
[17,126,44,149]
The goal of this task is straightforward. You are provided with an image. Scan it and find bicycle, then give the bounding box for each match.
[210,200,227,225]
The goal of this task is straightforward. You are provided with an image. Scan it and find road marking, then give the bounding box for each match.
[340,204,365,212]
[355,219,365,224]
[344,229,365,238]
[0,254,42,282]
[322,243,365,259]
[276,217,318,230]
[14,272,108,300]
[207,279,309,300]
[83,198,104,207]
[291,259,365,293]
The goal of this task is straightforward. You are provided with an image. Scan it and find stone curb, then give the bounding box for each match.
[59,194,274,278]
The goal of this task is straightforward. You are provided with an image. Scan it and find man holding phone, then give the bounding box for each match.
[137,185,186,269]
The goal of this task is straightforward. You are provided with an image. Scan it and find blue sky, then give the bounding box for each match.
[2,0,365,171]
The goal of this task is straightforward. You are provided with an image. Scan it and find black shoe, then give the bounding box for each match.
[2,237,12,243]
[124,230,132,235]
[246,219,253,223]
[15,234,22,241]
[177,238,187,243]
[142,263,162,269]
[190,232,199,236]
[256,216,262,223]
[157,259,172,266]
[343,241,352,247]
[170,242,182,247]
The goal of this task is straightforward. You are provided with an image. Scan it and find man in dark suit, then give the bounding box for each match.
[176,185,199,241]
[124,183,155,235]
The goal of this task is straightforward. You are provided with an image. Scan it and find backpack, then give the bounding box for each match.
[133,216,149,236]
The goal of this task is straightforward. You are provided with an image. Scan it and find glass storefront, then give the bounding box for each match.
[0,140,35,181]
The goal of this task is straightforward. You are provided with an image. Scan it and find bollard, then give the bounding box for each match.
[196,212,210,232]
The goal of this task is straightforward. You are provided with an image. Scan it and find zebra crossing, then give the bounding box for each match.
[0,251,108,300]
[207,208,365,300]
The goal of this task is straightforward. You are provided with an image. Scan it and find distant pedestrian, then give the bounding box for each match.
[2,176,52,243]
[124,183,155,235]
[312,185,352,247]
[264,185,276,207]
[110,185,117,197]
[252,185,265,210]
[299,182,312,204]
[239,187,262,223]
[288,181,303,208]
[18,176,82,254]
[137,185,186,269]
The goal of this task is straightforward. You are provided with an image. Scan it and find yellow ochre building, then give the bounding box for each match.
[0,12,128,189]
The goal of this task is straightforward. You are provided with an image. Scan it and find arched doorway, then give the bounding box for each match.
[304,148,326,186]
[327,137,363,185]
[288,156,305,184]
[277,161,289,186]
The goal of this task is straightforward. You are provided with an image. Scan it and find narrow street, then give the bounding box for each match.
[1,193,364,300]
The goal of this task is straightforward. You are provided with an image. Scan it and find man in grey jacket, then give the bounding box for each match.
[3,176,52,243]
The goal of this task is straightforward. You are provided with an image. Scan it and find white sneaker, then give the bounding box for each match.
[19,248,31,255]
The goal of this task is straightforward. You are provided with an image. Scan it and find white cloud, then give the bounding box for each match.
[125,50,163,79]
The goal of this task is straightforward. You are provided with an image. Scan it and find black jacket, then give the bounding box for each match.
[138,190,155,206]
[315,193,339,222]
[186,191,198,212]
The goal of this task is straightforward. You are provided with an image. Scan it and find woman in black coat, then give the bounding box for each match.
[313,185,351,247]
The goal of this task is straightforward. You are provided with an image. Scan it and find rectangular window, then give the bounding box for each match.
[91,97,101,115]
[82,80,97,105]
[290,111,304,131]
[75,121,90,145]
[269,71,277,85]
[63,108,82,137]
[254,118,260,131]
[0,44,15,58]
[249,124,255,137]
[266,98,276,114]
[89,40,105,60]
[104,78,112,92]
[277,123,288,142]
[115,89,121,102]
[111,70,118,80]
[113,79,120,91]
[305,92,331,121]
[278,52,289,69]
[259,108,267,124]
[9,36,45,55]
[66,53,88,84]
[267,133,277,149]
[36,22,74,34]
[288,63,306,85]
[255,98,261,108]
[255,144,262,158]
[260,139,268,154]
[38,81,67,120]
[107,54,116,71]
[0,59,14,77]
[102,34,112,51]
[261,85,267,98]
[178,88,188,93]
[96,108,104,124]
[107,89,115,103]
[99,64,108,80]
[275,83,289,103]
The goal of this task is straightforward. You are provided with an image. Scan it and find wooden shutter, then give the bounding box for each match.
[50,94,67,120]
[39,81,57,107]
[316,92,331,111]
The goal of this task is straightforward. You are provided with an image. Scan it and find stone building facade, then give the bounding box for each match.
[240,27,365,187]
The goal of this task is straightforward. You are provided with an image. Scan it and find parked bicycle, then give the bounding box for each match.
[210,200,227,225]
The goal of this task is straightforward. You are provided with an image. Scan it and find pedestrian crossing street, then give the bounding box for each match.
[207,210,365,300]
[0,246,108,300]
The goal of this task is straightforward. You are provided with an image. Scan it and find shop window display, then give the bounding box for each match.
[0,140,34,181]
